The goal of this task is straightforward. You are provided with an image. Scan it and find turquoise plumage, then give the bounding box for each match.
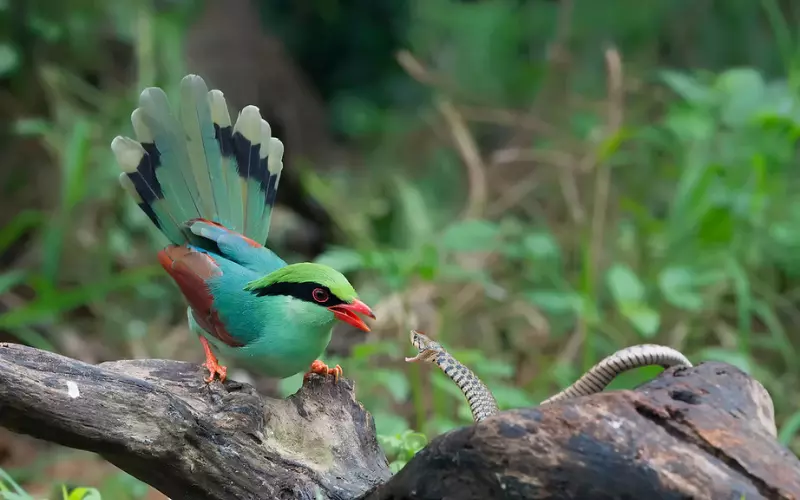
[111,75,375,383]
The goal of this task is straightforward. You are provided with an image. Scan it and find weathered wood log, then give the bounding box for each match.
[1,342,798,500]
[0,343,391,499]
[361,361,800,500]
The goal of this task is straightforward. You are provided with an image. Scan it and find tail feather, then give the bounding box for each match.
[111,136,187,244]
[262,136,284,239]
[248,119,271,239]
[232,106,264,240]
[179,75,221,221]
[137,87,204,224]
[208,89,241,232]
[111,74,286,247]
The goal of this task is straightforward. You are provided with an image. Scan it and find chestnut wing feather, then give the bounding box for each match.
[158,245,244,347]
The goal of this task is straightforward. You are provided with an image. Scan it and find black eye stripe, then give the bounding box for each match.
[249,281,345,307]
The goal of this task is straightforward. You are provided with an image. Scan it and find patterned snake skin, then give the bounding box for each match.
[405,330,692,422]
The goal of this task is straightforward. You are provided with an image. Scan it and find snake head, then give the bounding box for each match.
[405,329,444,363]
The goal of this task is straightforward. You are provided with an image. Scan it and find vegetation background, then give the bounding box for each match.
[1,0,800,497]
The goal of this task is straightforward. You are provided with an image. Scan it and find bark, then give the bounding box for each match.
[1,342,798,500]
[0,343,390,499]
[362,362,800,500]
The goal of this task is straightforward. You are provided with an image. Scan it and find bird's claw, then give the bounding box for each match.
[303,359,343,384]
[199,336,227,383]
[203,359,228,383]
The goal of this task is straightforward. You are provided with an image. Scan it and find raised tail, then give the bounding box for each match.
[110,74,285,247]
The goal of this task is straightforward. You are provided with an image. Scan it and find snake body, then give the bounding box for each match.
[405,331,499,421]
[405,330,692,422]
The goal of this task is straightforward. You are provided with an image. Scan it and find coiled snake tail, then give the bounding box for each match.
[540,344,692,404]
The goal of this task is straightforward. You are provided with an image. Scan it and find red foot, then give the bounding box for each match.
[199,336,227,383]
[303,359,343,384]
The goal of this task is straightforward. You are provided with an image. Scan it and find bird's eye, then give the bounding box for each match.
[312,288,329,303]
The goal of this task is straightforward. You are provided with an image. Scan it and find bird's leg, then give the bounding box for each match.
[303,359,343,384]
[199,336,227,383]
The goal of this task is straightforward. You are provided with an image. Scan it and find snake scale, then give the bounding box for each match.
[404,329,693,422]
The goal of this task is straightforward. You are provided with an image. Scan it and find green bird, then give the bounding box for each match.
[110,74,375,383]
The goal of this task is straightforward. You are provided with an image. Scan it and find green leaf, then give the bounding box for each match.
[0,492,30,500]
[660,70,712,105]
[9,326,57,352]
[427,416,460,435]
[619,302,660,338]
[489,384,535,409]
[415,242,440,281]
[373,411,411,437]
[395,179,433,246]
[596,128,628,162]
[605,365,665,390]
[727,258,753,355]
[441,219,501,252]
[13,118,50,137]
[657,266,704,311]
[752,299,796,373]
[64,486,102,500]
[663,107,715,142]
[0,271,26,295]
[372,369,410,403]
[606,264,645,303]
[715,67,765,126]
[521,231,561,260]
[377,433,402,454]
[778,411,800,446]
[401,432,427,456]
[0,468,25,497]
[755,80,800,127]
[0,44,18,77]
[576,294,601,325]
[523,290,580,315]
[0,210,43,256]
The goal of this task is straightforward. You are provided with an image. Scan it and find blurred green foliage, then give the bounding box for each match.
[2,0,800,496]
[1,466,102,500]
[377,431,428,473]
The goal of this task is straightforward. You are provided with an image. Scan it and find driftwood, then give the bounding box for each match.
[364,362,800,500]
[0,343,799,500]
[0,343,390,499]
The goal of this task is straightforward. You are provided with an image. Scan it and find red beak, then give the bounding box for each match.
[328,299,376,332]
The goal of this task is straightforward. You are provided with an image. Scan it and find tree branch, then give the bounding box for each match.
[361,362,800,500]
[1,342,798,500]
[0,342,390,499]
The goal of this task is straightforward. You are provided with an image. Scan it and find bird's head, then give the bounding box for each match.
[244,263,375,331]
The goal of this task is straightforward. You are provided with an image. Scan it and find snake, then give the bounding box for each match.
[404,329,692,422]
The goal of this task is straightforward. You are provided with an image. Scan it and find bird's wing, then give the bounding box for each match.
[158,245,245,348]
[185,218,287,275]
